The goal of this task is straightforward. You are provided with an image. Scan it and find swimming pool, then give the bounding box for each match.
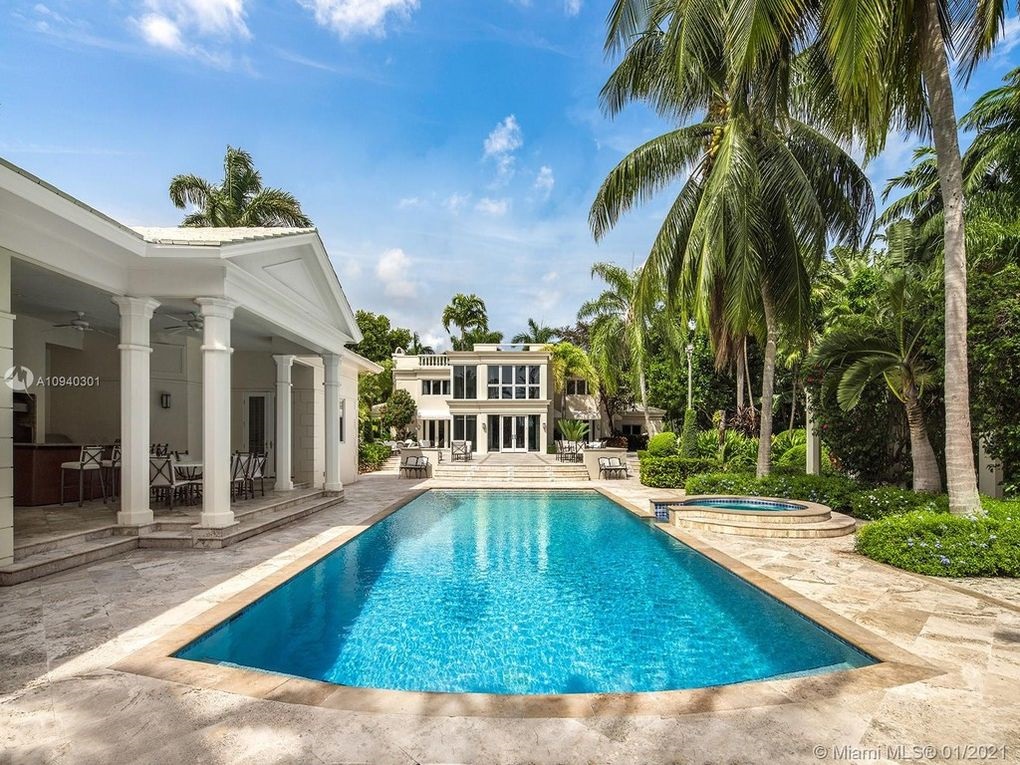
[176,490,873,695]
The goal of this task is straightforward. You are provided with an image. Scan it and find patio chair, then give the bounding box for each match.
[60,445,107,507]
[149,456,200,509]
[399,455,428,478]
[554,440,564,462]
[249,453,267,497]
[599,456,629,480]
[230,453,254,500]
[452,441,469,462]
[101,445,121,498]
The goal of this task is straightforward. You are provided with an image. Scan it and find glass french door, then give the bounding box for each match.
[242,391,275,475]
[501,415,527,452]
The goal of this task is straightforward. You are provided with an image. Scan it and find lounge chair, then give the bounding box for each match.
[399,455,429,478]
[598,456,629,480]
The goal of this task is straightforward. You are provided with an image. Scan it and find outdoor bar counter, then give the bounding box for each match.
[14,444,113,506]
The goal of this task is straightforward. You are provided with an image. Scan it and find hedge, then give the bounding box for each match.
[646,432,679,457]
[684,472,861,512]
[639,456,719,488]
[358,442,391,472]
[856,510,1020,577]
[849,486,949,520]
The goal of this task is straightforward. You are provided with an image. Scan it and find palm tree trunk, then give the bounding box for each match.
[788,372,798,432]
[638,365,654,435]
[744,338,756,416]
[904,389,942,493]
[736,346,746,411]
[920,0,981,515]
[756,288,779,478]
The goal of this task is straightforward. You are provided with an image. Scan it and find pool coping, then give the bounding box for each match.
[663,494,827,518]
[111,486,940,719]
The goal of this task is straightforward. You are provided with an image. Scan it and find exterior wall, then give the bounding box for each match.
[1,252,12,565]
[291,361,324,488]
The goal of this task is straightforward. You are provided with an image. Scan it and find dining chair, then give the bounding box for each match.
[60,445,107,507]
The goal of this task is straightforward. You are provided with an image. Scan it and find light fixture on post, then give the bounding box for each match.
[160,392,172,409]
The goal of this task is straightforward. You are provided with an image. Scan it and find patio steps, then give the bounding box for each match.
[3,490,346,585]
[0,531,138,586]
[432,462,590,483]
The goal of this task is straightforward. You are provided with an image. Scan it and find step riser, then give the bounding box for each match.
[14,526,116,558]
[671,509,832,525]
[194,497,342,549]
[675,519,854,538]
[0,539,138,586]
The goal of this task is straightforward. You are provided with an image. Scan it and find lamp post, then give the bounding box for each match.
[686,318,696,411]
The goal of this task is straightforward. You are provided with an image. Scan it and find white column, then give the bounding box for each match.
[197,298,237,528]
[323,354,343,492]
[805,390,822,476]
[274,354,295,491]
[0,252,14,566]
[112,296,160,526]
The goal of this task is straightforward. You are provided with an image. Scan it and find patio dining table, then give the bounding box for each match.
[174,460,203,480]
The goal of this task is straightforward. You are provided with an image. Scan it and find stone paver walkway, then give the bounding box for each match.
[1,469,1018,764]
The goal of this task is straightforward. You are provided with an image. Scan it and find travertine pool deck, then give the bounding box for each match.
[1,468,1018,764]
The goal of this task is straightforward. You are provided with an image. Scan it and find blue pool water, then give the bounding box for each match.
[177,490,873,694]
[682,497,805,512]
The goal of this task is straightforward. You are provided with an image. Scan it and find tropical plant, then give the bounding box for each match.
[808,269,942,493]
[352,310,413,363]
[382,389,417,439]
[557,419,591,442]
[405,332,434,355]
[591,6,874,479]
[579,262,656,436]
[169,146,312,228]
[512,319,560,344]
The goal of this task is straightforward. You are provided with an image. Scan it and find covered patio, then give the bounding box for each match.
[0,160,379,580]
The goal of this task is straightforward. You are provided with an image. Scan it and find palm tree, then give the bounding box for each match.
[441,293,490,351]
[578,263,657,436]
[809,268,941,492]
[702,0,1002,511]
[512,319,559,344]
[591,9,874,476]
[169,146,311,228]
[406,332,434,355]
[546,341,599,430]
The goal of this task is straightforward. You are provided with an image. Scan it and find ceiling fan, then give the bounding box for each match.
[51,311,107,334]
[163,312,205,334]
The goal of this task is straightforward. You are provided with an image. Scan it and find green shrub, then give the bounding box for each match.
[639,456,719,488]
[849,486,949,520]
[856,511,1018,577]
[646,432,679,457]
[982,497,1020,522]
[693,430,721,460]
[679,410,698,457]
[358,442,391,472]
[684,471,860,512]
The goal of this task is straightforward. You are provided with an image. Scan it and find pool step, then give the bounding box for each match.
[671,510,857,538]
[432,462,591,483]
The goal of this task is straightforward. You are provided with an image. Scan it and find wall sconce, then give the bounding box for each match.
[160,392,171,409]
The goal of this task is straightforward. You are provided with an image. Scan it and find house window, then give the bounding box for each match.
[453,415,477,448]
[422,379,450,395]
[487,365,541,400]
[565,378,588,395]
[452,365,477,399]
[621,424,643,436]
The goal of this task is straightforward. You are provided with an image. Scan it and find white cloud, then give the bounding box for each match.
[444,192,471,213]
[376,247,417,298]
[475,197,509,215]
[133,0,249,64]
[542,270,557,283]
[298,0,420,38]
[534,165,554,198]
[564,0,582,16]
[483,115,523,181]
[397,196,423,209]
[138,13,184,50]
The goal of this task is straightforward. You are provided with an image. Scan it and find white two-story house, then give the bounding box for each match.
[392,343,667,454]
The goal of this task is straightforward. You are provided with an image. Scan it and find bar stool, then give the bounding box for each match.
[60,445,107,507]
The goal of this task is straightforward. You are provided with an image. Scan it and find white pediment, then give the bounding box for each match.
[261,258,331,315]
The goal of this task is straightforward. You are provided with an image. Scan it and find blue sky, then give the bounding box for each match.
[2,1,1019,350]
